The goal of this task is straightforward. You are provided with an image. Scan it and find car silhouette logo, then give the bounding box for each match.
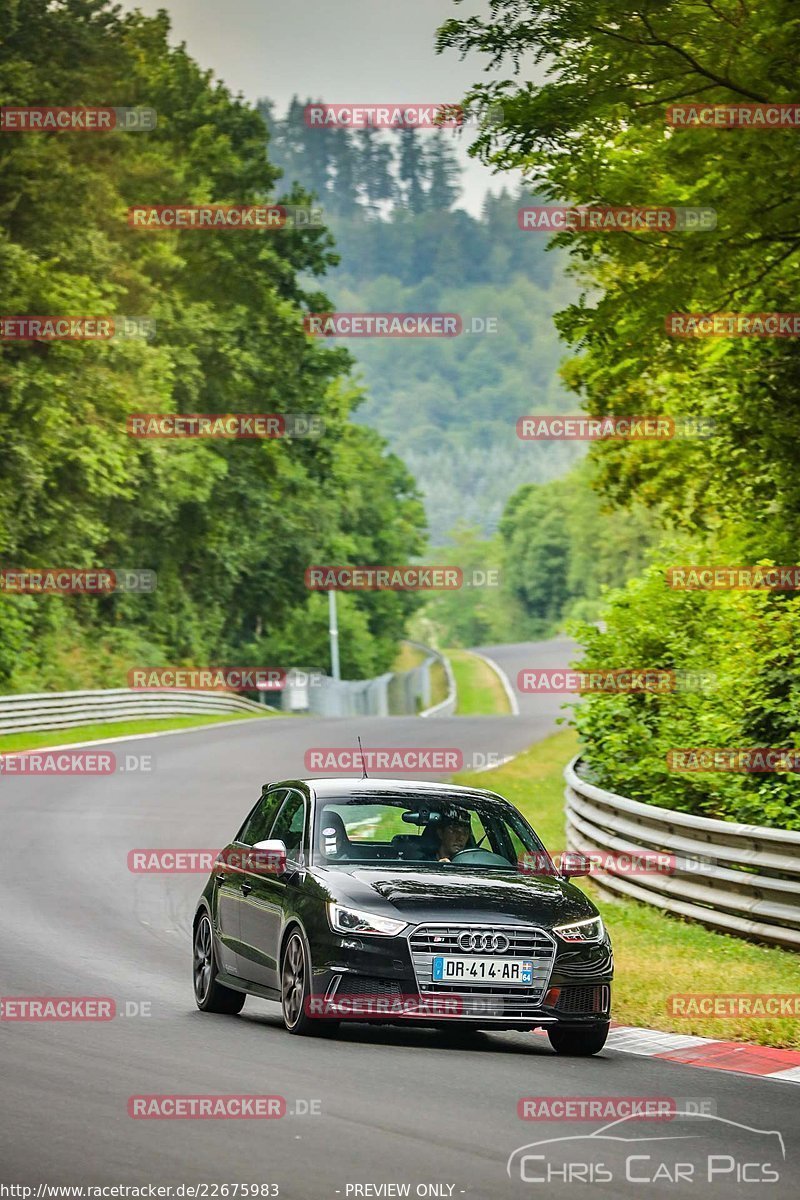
[507,1111,786,1181]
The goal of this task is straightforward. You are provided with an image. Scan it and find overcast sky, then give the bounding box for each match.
[117,0,520,213]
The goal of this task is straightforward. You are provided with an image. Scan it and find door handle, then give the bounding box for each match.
[241,880,253,896]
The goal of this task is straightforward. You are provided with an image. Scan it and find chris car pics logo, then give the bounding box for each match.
[507,1112,784,1185]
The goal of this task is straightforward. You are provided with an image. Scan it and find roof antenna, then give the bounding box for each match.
[357,735,369,779]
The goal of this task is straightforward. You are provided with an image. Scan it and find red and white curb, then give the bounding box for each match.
[601,1025,800,1084]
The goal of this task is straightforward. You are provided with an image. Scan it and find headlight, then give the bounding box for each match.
[553,915,605,943]
[327,903,407,937]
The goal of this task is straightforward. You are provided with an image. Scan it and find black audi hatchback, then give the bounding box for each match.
[193,777,613,1054]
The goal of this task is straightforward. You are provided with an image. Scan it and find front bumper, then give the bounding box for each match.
[309,919,613,1029]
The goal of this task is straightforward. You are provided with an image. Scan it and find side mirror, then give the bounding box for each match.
[559,851,591,879]
[218,841,287,876]
[250,839,288,875]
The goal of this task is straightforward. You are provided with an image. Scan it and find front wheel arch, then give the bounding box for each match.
[278,921,337,1036]
[278,918,306,972]
[193,903,210,934]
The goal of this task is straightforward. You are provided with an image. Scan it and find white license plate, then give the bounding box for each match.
[432,955,534,985]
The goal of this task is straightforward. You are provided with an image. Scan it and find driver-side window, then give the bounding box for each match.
[269,790,306,863]
[238,789,287,846]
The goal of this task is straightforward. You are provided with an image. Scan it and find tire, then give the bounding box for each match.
[548,1022,609,1056]
[280,929,337,1036]
[193,912,245,1014]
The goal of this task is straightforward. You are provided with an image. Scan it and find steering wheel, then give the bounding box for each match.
[449,847,512,867]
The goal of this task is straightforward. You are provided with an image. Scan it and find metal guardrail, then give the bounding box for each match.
[305,672,396,718]
[0,688,266,735]
[0,642,455,731]
[564,756,800,950]
[409,641,456,718]
[303,642,456,719]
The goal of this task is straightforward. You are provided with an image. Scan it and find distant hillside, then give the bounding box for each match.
[260,99,580,542]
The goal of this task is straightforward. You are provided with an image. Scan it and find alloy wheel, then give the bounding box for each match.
[282,933,306,1028]
[193,916,213,1003]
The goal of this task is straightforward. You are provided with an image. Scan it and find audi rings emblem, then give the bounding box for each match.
[457,930,510,953]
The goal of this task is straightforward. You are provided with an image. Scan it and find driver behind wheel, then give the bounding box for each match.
[435,813,471,862]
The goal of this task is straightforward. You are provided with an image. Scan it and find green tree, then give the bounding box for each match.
[438,0,800,819]
[438,0,800,549]
[0,0,426,690]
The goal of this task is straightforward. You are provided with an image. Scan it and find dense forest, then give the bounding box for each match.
[258,100,579,541]
[257,98,654,643]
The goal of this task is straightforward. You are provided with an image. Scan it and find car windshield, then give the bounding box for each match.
[313,792,553,871]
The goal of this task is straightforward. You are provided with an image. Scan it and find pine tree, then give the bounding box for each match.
[328,131,359,215]
[299,104,335,202]
[397,128,428,214]
[426,137,460,212]
[357,127,396,213]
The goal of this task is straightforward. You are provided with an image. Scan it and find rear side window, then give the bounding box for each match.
[238,789,287,846]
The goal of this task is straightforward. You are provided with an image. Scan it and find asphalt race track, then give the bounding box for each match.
[1,641,797,1198]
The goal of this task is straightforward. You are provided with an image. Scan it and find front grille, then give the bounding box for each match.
[408,923,556,1018]
[556,985,610,1015]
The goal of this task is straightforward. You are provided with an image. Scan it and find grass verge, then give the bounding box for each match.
[0,710,272,754]
[455,728,800,1048]
[447,649,511,716]
[393,643,428,673]
[428,659,450,709]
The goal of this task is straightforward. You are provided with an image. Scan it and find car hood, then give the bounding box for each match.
[316,866,595,928]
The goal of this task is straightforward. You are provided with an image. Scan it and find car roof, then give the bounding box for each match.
[275,777,505,801]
